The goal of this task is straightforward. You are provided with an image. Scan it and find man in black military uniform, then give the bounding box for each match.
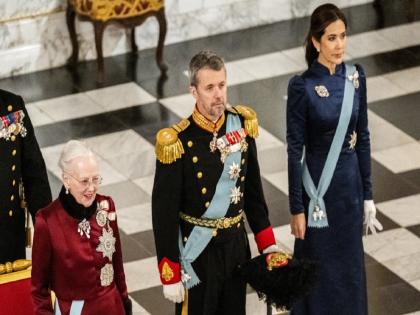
[0,89,52,264]
[152,51,279,314]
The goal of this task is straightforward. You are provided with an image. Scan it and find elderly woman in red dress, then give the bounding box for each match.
[31,140,132,315]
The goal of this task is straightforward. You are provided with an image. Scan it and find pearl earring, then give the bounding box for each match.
[65,187,69,194]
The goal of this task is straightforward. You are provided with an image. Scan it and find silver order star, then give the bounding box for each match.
[96,227,116,261]
[230,186,243,204]
[228,161,241,180]
[349,131,357,150]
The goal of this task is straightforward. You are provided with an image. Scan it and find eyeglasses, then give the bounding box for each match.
[65,173,103,188]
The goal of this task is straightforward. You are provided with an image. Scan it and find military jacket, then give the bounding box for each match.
[0,89,51,263]
[152,105,275,284]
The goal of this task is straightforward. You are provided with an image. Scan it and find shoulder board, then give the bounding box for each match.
[155,119,190,164]
[232,105,259,138]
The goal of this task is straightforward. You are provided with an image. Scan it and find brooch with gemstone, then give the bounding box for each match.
[347,70,360,89]
[315,85,329,97]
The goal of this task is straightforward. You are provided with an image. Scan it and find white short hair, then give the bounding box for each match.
[58,140,97,173]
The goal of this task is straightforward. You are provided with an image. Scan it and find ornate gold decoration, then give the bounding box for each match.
[266,252,291,271]
[155,119,189,164]
[192,108,225,134]
[161,262,174,282]
[70,0,164,22]
[233,105,259,138]
[0,259,32,275]
[179,211,243,230]
[0,269,31,285]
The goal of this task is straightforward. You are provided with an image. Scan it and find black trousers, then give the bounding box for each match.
[176,226,251,315]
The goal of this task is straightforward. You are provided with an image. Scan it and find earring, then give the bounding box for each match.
[316,48,320,52]
[65,187,69,194]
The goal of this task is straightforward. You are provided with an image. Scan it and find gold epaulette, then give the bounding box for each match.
[155,119,190,164]
[231,105,259,138]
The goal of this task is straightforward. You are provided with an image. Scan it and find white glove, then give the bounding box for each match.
[262,244,280,254]
[163,281,185,303]
[363,200,383,236]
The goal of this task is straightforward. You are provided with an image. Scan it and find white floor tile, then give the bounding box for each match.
[383,251,420,283]
[26,102,54,126]
[346,30,399,59]
[106,150,156,179]
[259,145,288,175]
[363,228,420,263]
[256,127,285,152]
[264,170,289,195]
[100,181,150,209]
[372,142,420,173]
[234,52,302,80]
[386,66,420,94]
[378,21,420,49]
[367,76,406,103]
[225,61,259,86]
[85,82,156,111]
[133,175,155,196]
[33,93,104,122]
[124,257,161,292]
[377,194,420,227]
[130,298,151,315]
[159,94,195,119]
[118,203,152,235]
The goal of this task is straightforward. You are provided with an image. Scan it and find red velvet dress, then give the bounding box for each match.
[31,192,129,315]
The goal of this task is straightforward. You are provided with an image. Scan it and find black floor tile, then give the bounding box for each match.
[35,112,127,148]
[372,160,419,203]
[129,230,157,258]
[370,92,420,140]
[368,281,420,315]
[261,178,290,228]
[130,286,174,315]
[407,224,420,238]
[375,210,401,232]
[399,169,420,191]
[119,230,155,263]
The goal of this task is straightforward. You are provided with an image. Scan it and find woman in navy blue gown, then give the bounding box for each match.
[287,4,382,314]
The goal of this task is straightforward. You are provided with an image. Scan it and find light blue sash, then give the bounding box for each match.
[179,113,242,289]
[302,64,356,228]
[54,299,84,315]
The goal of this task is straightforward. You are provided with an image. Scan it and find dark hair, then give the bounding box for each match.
[189,50,225,86]
[305,3,347,67]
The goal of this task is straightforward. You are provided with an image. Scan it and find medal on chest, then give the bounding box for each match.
[0,110,27,141]
[211,128,248,162]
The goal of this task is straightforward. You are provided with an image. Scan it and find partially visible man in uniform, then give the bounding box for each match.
[0,89,51,264]
[152,50,279,314]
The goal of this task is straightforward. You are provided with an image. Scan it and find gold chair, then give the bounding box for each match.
[66,0,168,78]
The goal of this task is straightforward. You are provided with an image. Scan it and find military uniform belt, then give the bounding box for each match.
[179,211,243,230]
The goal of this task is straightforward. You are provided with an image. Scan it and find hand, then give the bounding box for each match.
[263,244,280,254]
[163,281,185,303]
[364,200,383,235]
[290,213,306,240]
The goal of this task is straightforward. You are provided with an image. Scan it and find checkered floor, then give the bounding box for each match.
[3,1,420,314]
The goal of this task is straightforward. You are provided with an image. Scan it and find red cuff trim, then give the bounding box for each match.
[158,258,181,284]
[255,226,275,252]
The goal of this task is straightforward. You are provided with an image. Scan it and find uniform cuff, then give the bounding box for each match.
[254,226,276,252]
[158,258,181,284]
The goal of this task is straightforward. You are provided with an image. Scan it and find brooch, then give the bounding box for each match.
[347,70,360,89]
[100,263,114,287]
[349,131,357,150]
[96,227,116,261]
[315,85,329,97]
[77,219,91,239]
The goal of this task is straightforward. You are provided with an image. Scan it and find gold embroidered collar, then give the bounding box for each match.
[192,108,225,133]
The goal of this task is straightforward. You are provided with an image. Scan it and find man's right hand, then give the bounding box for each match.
[163,281,185,303]
[290,213,306,240]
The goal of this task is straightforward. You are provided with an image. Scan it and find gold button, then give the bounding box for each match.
[201,187,207,194]
[10,195,15,201]
[241,158,245,165]
[12,149,16,156]
[187,141,193,148]
[9,210,13,217]
[241,176,245,182]
[192,156,198,163]
[12,179,16,186]
[197,172,203,179]
[11,165,16,171]
[183,237,188,242]
[7,105,13,112]
[11,135,16,142]
[205,201,210,208]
